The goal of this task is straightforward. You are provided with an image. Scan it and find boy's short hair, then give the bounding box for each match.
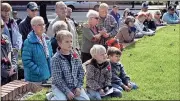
[90,44,106,58]
[56,30,73,42]
[107,47,122,56]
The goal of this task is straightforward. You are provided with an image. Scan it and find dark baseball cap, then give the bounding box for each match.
[27,2,38,10]
[113,5,119,8]
[142,2,149,8]
[168,5,175,11]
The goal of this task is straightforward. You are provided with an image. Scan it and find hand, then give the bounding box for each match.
[67,91,75,100]
[103,33,109,38]
[9,68,16,76]
[123,85,131,92]
[94,34,101,40]
[99,89,105,96]
[99,29,107,35]
[127,83,132,89]
[74,88,81,97]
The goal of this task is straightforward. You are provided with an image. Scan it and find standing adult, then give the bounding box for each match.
[22,16,53,83]
[19,2,39,42]
[1,3,22,60]
[47,1,80,52]
[110,5,121,28]
[66,7,79,27]
[12,11,22,25]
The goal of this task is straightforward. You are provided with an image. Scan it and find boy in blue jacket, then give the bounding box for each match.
[107,47,138,92]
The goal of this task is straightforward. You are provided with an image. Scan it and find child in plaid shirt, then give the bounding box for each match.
[50,30,89,100]
[107,47,138,92]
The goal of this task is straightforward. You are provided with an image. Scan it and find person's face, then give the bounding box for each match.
[147,13,152,20]
[32,20,45,34]
[1,10,11,20]
[142,8,148,12]
[58,36,72,51]
[12,13,17,18]
[113,7,119,13]
[154,13,161,19]
[128,21,134,27]
[169,9,175,14]
[56,4,67,18]
[67,8,72,17]
[94,50,107,63]
[99,8,108,18]
[90,16,99,26]
[27,9,38,18]
[109,54,120,63]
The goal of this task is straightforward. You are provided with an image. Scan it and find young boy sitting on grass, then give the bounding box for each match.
[50,30,90,100]
[107,47,138,92]
[85,44,122,100]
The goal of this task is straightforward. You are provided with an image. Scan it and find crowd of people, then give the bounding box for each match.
[1,1,180,100]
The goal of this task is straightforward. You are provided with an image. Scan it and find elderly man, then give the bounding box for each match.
[47,1,80,52]
[1,3,22,60]
[19,2,38,42]
[162,5,180,24]
[22,16,53,83]
[97,3,118,49]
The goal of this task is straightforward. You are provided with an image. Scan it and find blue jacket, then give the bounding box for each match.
[22,31,53,82]
[110,10,121,27]
[162,12,180,24]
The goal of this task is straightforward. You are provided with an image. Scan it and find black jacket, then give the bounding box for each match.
[19,16,32,42]
[143,20,157,31]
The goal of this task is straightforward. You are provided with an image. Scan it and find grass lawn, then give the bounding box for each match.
[26,25,180,100]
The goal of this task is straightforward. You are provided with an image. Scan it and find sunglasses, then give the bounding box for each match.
[36,23,45,26]
[1,25,4,28]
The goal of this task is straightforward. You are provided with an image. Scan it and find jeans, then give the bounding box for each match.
[112,82,138,91]
[51,85,90,100]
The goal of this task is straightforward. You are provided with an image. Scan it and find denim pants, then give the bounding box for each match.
[112,82,138,91]
[51,85,90,100]
[86,88,122,100]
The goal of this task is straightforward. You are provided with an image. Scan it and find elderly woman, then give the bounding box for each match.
[153,11,167,26]
[81,10,102,63]
[1,3,22,60]
[134,12,155,38]
[22,16,53,83]
[51,21,68,54]
[116,16,136,43]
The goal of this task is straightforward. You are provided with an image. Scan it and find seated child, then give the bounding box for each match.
[85,44,122,100]
[50,30,90,100]
[143,12,157,31]
[107,47,138,92]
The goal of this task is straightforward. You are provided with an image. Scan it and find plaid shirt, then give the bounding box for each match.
[51,50,84,95]
[98,14,118,45]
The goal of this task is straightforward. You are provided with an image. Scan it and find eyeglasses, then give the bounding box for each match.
[36,24,45,26]
[31,9,38,12]
[1,25,4,28]
[93,17,99,20]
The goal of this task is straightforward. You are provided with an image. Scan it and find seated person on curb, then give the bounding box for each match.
[143,12,157,31]
[107,47,138,92]
[115,16,136,43]
[85,44,122,100]
[153,11,167,26]
[134,12,155,38]
[162,5,180,24]
[1,19,17,85]
[50,30,90,100]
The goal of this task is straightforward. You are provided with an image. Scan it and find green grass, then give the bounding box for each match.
[25,25,180,100]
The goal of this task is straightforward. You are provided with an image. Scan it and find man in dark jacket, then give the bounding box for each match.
[19,2,38,42]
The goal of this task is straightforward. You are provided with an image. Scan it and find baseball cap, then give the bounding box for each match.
[168,5,175,11]
[27,2,38,10]
[142,2,149,8]
[113,5,119,9]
